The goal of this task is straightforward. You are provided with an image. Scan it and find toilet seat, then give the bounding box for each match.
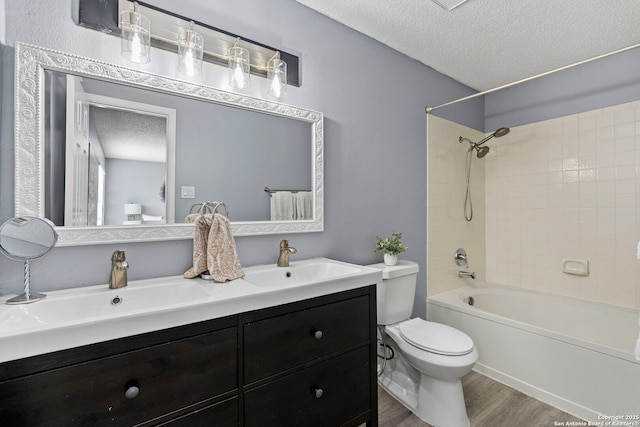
[399,318,474,356]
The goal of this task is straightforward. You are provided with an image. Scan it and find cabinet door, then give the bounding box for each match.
[244,346,371,427]
[0,328,237,426]
[244,295,369,383]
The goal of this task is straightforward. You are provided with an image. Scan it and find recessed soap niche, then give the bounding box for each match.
[562,258,589,277]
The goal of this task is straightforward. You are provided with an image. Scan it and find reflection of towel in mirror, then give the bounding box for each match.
[184,213,244,282]
[270,191,294,220]
[294,191,313,220]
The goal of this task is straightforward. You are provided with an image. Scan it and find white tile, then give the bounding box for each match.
[615,123,635,139]
[614,108,635,125]
[437,104,640,310]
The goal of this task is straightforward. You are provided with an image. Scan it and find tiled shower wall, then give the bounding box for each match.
[428,101,640,310]
[427,115,486,296]
[485,100,640,310]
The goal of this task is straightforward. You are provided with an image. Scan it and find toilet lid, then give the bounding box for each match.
[399,318,474,356]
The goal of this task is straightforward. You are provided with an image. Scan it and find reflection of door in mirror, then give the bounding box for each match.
[44,71,176,227]
[65,75,90,226]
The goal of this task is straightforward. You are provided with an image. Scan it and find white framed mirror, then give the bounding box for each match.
[14,43,324,246]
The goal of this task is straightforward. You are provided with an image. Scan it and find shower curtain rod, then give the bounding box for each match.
[425,42,640,114]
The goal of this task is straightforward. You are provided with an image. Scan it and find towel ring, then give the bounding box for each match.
[188,202,229,217]
[189,202,212,215]
[205,201,229,218]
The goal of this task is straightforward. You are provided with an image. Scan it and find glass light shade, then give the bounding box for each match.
[267,57,287,98]
[228,46,250,89]
[120,10,151,64]
[178,29,203,76]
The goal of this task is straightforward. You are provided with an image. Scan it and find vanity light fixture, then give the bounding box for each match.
[119,2,151,64]
[80,0,300,91]
[177,21,204,76]
[228,38,250,90]
[267,51,287,98]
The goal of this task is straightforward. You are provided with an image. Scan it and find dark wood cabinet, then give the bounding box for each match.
[244,347,371,427]
[243,294,370,383]
[0,286,377,427]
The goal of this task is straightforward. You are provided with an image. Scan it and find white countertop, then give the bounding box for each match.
[0,258,382,363]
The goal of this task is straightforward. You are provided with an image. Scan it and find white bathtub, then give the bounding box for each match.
[427,283,640,423]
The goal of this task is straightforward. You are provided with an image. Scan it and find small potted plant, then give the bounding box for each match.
[375,232,408,266]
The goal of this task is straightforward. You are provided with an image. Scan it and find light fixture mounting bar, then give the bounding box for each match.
[77,0,300,87]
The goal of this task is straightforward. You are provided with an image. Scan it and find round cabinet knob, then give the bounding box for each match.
[314,388,324,399]
[125,385,140,399]
[312,329,323,340]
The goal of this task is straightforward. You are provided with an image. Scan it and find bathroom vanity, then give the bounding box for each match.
[0,258,380,426]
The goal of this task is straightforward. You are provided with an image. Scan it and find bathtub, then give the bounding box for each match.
[427,283,640,423]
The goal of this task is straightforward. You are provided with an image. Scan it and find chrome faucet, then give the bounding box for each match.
[458,271,476,279]
[277,240,297,267]
[109,250,129,289]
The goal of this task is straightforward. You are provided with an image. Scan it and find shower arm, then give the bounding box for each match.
[474,133,495,147]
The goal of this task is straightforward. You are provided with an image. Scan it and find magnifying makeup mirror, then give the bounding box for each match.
[0,216,58,304]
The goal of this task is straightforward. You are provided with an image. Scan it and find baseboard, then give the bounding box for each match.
[472,363,601,423]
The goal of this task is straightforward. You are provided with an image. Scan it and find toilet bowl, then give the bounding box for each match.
[368,261,478,427]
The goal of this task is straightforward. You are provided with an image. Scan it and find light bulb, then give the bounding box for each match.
[227,44,250,90]
[183,48,196,75]
[131,32,144,61]
[231,62,247,89]
[270,75,283,98]
[177,24,203,76]
[267,55,287,98]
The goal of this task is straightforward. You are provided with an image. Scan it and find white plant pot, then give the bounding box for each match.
[384,254,398,266]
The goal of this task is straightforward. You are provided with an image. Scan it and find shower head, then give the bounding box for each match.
[460,127,510,159]
[493,127,510,138]
[476,127,511,147]
[476,146,490,158]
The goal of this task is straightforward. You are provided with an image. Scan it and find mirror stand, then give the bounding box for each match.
[6,260,47,304]
[0,216,58,305]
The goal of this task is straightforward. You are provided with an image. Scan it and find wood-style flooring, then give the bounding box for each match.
[377,370,584,427]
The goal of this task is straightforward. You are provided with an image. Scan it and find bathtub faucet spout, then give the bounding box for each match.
[458,270,475,279]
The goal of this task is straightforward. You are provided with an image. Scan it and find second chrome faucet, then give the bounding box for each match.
[277,240,297,267]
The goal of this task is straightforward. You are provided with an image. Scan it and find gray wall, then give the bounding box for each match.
[485,48,640,131]
[0,0,484,319]
[104,158,166,225]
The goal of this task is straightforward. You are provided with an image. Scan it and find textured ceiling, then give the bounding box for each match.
[295,0,640,91]
[90,107,167,163]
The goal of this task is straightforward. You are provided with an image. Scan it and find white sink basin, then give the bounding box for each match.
[0,279,210,336]
[243,259,366,288]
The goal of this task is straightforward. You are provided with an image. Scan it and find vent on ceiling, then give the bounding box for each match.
[431,0,471,11]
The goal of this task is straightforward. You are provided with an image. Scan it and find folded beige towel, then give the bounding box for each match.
[184,213,244,282]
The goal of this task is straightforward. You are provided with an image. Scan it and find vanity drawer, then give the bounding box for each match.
[156,396,238,427]
[244,346,371,427]
[243,295,370,383]
[0,328,237,426]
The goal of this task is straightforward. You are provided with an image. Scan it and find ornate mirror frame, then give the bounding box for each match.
[14,43,324,246]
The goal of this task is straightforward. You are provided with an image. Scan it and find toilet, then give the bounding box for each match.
[368,260,478,427]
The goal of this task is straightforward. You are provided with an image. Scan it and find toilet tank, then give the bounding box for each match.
[367,260,419,325]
